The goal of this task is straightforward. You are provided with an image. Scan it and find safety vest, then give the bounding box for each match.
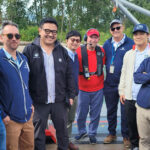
[79,44,104,79]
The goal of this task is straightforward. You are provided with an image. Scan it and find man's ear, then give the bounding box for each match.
[0,34,3,43]
[38,28,42,36]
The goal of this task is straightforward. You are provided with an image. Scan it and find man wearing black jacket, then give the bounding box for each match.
[23,17,76,150]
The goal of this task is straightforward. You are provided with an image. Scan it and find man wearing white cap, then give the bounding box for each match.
[75,28,105,144]
[103,19,134,148]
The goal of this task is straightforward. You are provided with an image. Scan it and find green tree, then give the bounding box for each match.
[4,0,29,29]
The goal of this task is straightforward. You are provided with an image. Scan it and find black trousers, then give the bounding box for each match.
[33,102,68,150]
[124,100,139,148]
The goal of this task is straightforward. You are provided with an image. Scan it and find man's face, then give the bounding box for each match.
[39,23,57,45]
[0,25,20,51]
[87,35,99,48]
[110,23,124,39]
[133,31,149,46]
[66,36,81,52]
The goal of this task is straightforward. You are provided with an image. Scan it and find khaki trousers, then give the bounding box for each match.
[136,104,150,150]
[6,114,34,150]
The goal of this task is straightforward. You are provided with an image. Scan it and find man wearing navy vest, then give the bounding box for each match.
[75,29,105,144]
[103,19,134,148]
[65,30,81,150]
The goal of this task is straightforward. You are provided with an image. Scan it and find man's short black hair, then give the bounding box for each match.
[39,17,58,28]
[66,30,82,41]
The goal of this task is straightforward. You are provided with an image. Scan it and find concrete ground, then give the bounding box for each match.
[46,143,128,150]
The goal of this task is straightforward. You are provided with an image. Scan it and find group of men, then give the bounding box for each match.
[0,16,150,150]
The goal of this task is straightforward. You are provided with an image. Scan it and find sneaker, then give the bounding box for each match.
[123,138,131,148]
[103,135,116,144]
[75,133,88,141]
[89,136,97,145]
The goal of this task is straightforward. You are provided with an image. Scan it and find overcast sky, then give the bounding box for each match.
[28,0,34,8]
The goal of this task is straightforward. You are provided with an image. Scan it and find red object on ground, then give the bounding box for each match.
[45,125,57,143]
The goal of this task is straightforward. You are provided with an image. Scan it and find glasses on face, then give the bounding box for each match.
[70,38,80,43]
[42,29,57,35]
[2,33,21,40]
[111,26,121,31]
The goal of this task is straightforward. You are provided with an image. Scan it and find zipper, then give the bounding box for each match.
[3,58,28,121]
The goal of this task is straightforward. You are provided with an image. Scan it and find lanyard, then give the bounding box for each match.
[111,44,116,65]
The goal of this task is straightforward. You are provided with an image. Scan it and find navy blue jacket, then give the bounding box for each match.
[103,35,134,88]
[68,54,79,96]
[0,50,32,123]
[134,57,150,109]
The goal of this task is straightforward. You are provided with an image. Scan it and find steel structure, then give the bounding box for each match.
[112,0,150,25]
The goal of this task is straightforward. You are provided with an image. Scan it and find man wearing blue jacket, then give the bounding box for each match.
[0,109,6,150]
[134,56,150,150]
[0,21,34,150]
[103,19,134,147]
[65,30,81,150]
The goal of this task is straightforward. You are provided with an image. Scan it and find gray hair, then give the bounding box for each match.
[0,20,18,34]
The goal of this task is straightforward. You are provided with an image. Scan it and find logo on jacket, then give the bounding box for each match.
[33,53,40,58]
[58,58,62,62]
[24,62,30,72]
[120,47,125,51]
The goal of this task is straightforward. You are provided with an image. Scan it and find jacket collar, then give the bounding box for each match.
[0,48,24,68]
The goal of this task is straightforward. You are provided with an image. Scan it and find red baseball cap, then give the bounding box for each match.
[87,29,100,37]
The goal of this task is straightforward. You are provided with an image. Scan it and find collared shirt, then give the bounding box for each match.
[132,44,150,100]
[111,34,126,51]
[41,47,55,103]
[2,48,21,68]
[66,47,77,62]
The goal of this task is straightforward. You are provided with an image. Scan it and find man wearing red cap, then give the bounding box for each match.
[75,28,105,144]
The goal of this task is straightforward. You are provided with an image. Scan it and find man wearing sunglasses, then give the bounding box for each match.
[0,21,34,150]
[65,30,81,150]
[103,19,134,148]
[23,17,76,150]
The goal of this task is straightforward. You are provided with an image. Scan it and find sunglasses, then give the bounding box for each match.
[3,33,21,40]
[70,38,80,43]
[111,26,121,31]
[42,29,57,35]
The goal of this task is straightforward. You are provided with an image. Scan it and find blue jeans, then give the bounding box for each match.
[77,89,103,136]
[0,117,6,150]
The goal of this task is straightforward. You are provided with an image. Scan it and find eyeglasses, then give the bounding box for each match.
[70,38,80,43]
[2,33,21,40]
[42,29,57,35]
[111,26,121,31]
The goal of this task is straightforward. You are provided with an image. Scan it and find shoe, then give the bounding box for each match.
[132,147,139,150]
[75,133,88,141]
[68,142,79,150]
[103,135,116,144]
[89,136,97,145]
[123,138,131,148]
